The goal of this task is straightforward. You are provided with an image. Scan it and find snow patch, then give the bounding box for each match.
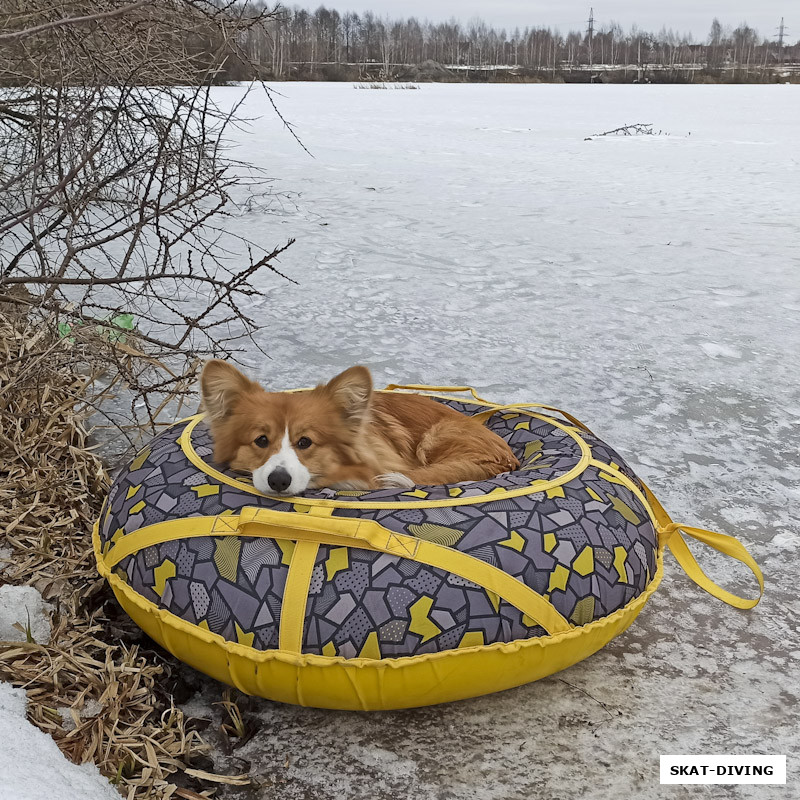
[771,530,799,549]
[58,699,104,731]
[0,683,120,800]
[699,341,742,359]
[0,585,52,644]
[346,743,418,776]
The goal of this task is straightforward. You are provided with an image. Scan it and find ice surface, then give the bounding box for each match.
[0,683,119,800]
[0,584,52,644]
[171,83,799,800]
[213,80,798,570]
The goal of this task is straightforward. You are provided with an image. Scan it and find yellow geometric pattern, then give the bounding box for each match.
[214,537,241,582]
[152,558,176,596]
[129,447,151,471]
[359,631,381,659]
[613,546,629,583]
[110,526,124,544]
[609,495,641,524]
[570,596,596,625]
[585,486,604,502]
[547,564,570,593]
[573,546,594,576]
[408,596,441,643]
[523,440,543,460]
[498,529,526,552]
[407,523,464,547]
[276,539,295,566]
[458,630,485,648]
[322,641,337,656]
[543,532,557,552]
[235,622,255,647]
[191,483,220,498]
[598,469,627,487]
[325,547,350,581]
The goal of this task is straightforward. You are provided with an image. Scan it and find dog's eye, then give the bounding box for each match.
[297,436,312,449]
[254,435,269,448]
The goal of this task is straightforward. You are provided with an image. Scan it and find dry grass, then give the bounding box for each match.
[0,307,216,799]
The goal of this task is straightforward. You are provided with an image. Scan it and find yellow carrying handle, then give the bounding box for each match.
[237,505,418,556]
[238,507,570,635]
[383,383,597,436]
[384,383,493,404]
[469,403,598,437]
[658,523,764,609]
[104,506,571,636]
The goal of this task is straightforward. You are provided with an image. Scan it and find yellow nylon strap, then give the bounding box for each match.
[659,523,764,609]
[383,384,598,437]
[279,540,319,652]
[469,403,598,437]
[103,508,571,636]
[384,383,492,404]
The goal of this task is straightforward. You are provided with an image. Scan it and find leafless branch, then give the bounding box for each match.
[0,1,150,42]
[0,0,300,461]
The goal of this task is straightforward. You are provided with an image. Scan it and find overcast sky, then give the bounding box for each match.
[314,2,791,41]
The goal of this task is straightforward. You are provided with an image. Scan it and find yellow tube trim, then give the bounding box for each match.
[177,400,591,510]
[92,518,666,710]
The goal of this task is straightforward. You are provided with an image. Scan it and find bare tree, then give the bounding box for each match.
[230,5,798,83]
[0,0,296,452]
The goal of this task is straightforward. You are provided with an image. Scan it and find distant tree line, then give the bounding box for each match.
[229,5,799,83]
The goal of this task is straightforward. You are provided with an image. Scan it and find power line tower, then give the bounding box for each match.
[586,7,595,68]
[776,17,787,65]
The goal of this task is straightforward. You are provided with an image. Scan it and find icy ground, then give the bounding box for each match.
[172,83,799,800]
[148,82,799,800]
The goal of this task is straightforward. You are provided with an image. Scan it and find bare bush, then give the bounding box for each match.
[0,1,295,454]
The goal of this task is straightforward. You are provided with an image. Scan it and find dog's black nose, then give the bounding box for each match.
[268,467,292,493]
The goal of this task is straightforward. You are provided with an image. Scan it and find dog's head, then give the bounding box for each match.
[200,361,373,495]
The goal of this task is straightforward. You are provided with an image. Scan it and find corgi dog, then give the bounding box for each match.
[200,361,519,496]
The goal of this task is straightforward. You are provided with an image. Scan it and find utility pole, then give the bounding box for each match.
[586,7,595,68]
[776,17,787,65]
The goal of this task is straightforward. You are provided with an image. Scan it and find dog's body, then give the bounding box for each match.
[200,361,519,496]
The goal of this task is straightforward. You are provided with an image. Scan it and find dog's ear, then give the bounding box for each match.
[324,366,373,426]
[200,360,255,422]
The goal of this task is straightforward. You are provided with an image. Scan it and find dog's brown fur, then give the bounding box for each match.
[201,361,519,491]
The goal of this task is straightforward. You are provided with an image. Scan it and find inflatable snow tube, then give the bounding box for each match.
[94,385,763,710]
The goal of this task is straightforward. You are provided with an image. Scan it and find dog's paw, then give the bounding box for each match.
[375,472,416,489]
[329,479,370,491]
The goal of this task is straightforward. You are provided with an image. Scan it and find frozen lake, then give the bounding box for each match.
[185,83,798,798]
